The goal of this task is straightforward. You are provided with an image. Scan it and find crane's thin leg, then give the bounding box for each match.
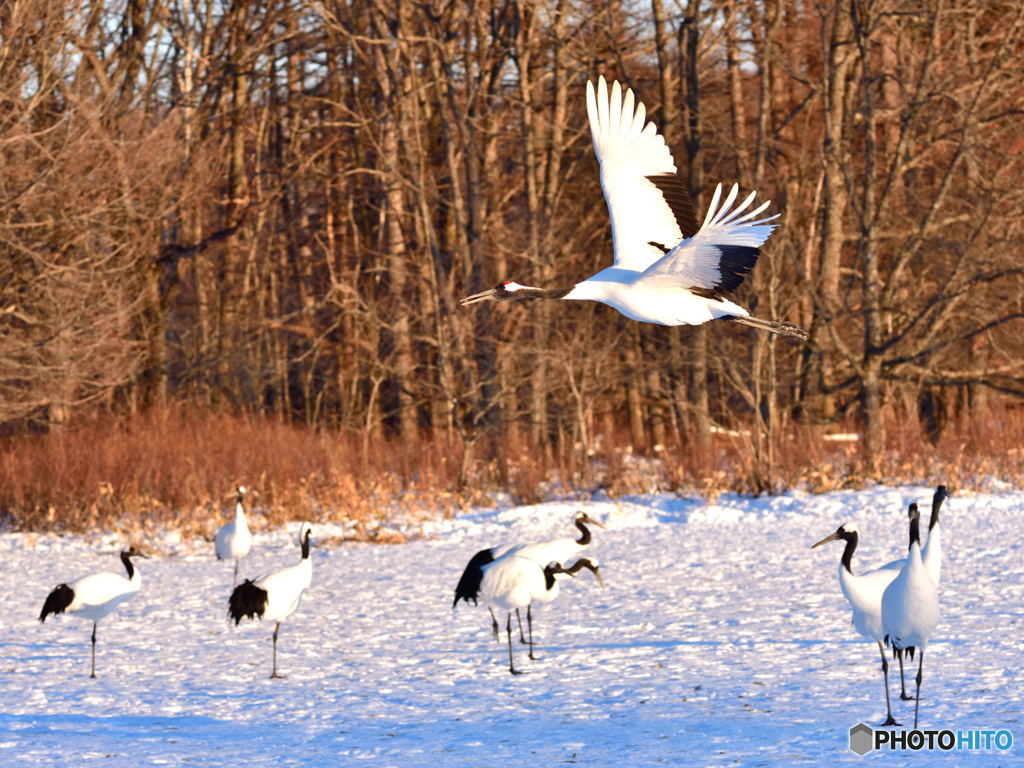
[527,604,536,660]
[488,607,500,641]
[913,651,925,730]
[232,560,239,588]
[506,614,522,675]
[270,622,286,679]
[516,608,526,644]
[898,652,913,700]
[90,623,97,679]
[725,314,808,341]
[877,641,899,726]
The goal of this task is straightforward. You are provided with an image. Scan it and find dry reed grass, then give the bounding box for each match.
[1,403,1022,538]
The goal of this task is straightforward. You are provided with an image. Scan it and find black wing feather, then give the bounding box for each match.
[453,548,496,608]
[228,579,268,624]
[39,583,74,622]
[689,245,760,300]
[646,173,699,239]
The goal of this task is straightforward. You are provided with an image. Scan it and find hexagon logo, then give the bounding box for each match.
[849,722,874,755]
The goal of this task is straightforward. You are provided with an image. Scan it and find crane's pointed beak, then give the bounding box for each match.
[460,288,499,306]
[591,566,604,588]
[811,531,841,549]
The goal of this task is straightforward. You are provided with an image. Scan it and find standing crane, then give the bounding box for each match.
[228,525,313,679]
[812,523,903,725]
[215,486,252,587]
[881,504,941,729]
[39,545,149,678]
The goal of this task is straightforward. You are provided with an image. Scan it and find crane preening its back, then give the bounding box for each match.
[521,556,603,660]
[452,511,605,641]
[460,77,807,341]
[477,555,602,675]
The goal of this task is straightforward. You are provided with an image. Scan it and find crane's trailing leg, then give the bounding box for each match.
[270,622,286,679]
[726,315,808,341]
[526,604,537,660]
[897,653,914,700]
[877,641,899,726]
[488,607,500,642]
[90,622,98,679]
[913,651,925,729]
[506,615,523,675]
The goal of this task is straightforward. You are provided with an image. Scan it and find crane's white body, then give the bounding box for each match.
[561,271,747,326]
[480,555,554,615]
[501,511,604,565]
[882,542,939,654]
[836,556,901,643]
[215,490,252,562]
[504,535,588,569]
[249,555,312,624]
[55,562,141,623]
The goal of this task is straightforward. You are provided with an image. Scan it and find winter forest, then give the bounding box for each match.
[2,0,1024,528]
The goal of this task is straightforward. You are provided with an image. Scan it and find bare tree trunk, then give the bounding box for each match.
[800,0,854,424]
[682,5,712,456]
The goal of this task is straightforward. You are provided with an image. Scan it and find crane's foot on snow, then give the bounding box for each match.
[900,693,916,701]
[880,715,901,727]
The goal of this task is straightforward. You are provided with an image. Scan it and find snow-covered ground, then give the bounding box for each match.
[1,486,1020,766]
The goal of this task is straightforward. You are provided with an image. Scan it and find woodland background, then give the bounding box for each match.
[1,0,1023,532]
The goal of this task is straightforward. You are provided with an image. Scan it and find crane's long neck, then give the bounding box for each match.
[909,511,922,549]
[839,531,857,574]
[565,559,592,576]
[929,487,947,532]
[515,284,576,300]
[543,563,569,591]
[574,518,593,546]
[120,551,136,581]
[300,530,311,560]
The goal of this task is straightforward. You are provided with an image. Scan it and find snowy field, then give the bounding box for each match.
[0,485,1021,766]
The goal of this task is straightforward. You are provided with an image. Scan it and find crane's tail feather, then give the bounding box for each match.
[725,314,808,341]
[228,579,268,624]
[39,583,74,622]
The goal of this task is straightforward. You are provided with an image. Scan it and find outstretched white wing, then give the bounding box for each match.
[639,183,780,298]
[587,77,694,272]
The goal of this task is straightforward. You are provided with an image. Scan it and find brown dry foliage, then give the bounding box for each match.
[1,404,1022,535]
